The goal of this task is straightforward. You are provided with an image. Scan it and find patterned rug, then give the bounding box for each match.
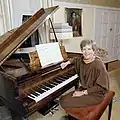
[0,106,12,120]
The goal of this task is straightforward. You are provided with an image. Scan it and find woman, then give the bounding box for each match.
[60,39,109,109]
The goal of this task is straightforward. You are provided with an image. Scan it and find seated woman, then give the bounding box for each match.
[60,39,109,110]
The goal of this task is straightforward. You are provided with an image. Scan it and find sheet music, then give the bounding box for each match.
[35,42,63,67]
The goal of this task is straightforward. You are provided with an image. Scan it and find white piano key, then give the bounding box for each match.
[43,85,51,89]
[35,91,41,95]
[28,74,78,102]
[28,95,35,100]
[41,88,47,92]
[30,94,37,98]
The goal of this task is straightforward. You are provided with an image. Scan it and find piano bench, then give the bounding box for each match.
[65,91,115,120]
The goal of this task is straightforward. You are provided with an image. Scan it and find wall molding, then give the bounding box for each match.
[54,1,120,42]
[54,1,120,10]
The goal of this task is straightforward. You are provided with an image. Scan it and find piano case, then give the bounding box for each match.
[0,6,79,119]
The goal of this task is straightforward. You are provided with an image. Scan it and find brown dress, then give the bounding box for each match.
[60,56,109,108]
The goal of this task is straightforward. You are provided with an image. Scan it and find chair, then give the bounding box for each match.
[65,91,115,120]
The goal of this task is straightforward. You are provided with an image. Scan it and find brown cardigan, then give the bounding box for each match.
[71,56,109,94]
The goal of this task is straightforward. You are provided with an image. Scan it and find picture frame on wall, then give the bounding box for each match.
[65,8,82,37]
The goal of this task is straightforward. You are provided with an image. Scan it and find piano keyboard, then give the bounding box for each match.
[27,74,78,102]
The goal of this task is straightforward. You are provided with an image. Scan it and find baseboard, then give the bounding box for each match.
[108,68,120,79]
[108,60,120,72]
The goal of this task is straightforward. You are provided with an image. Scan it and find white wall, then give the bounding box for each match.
[0,0,54,33]
[54,1,94,53]
[11,0,42,28]
[10,0,54,28]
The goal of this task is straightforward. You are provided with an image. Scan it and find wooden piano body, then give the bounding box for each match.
[0,6,78,119]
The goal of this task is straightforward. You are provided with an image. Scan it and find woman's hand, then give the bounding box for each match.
[60,61,71,69]
[72,91,84,97]
[72,90,88,97]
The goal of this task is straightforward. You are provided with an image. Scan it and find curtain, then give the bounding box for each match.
[0,0,12,34]
[38,0,54,44]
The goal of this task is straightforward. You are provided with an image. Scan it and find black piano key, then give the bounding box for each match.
[31,89,40,96]
[42,84,51,89]
[26,92,35,98]
[36,86,46,94]
[49,81,57,86]
[29,90,36,95]
[57,77,66,81]
[29,90,39,97]
[41,88,47,92]
[39,89,45,93]
[38,89,45,94]
[44,82,55,88]
[61,75,69,79]
[41,85,50,90]
[50,82,57,87]
[54,77,63,81]
[52,81,59,85]
[39,86,47,92]
[54,79,63,83]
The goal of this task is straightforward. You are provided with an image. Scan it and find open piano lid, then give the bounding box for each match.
[0,6,59,66]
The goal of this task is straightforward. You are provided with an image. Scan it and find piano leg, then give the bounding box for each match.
[11,110,29,120]
[11,110,23,120]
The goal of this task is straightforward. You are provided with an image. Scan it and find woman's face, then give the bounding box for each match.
[82,44,94,60]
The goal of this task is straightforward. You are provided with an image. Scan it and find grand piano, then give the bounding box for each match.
[0,6,79,119]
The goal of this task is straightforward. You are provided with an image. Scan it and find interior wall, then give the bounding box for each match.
[55,0,120,8]
[54,3,94,53]
[0,0,54,33]
[11,0,42,28]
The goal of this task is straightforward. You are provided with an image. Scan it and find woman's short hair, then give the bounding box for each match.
[80,39,97,51]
